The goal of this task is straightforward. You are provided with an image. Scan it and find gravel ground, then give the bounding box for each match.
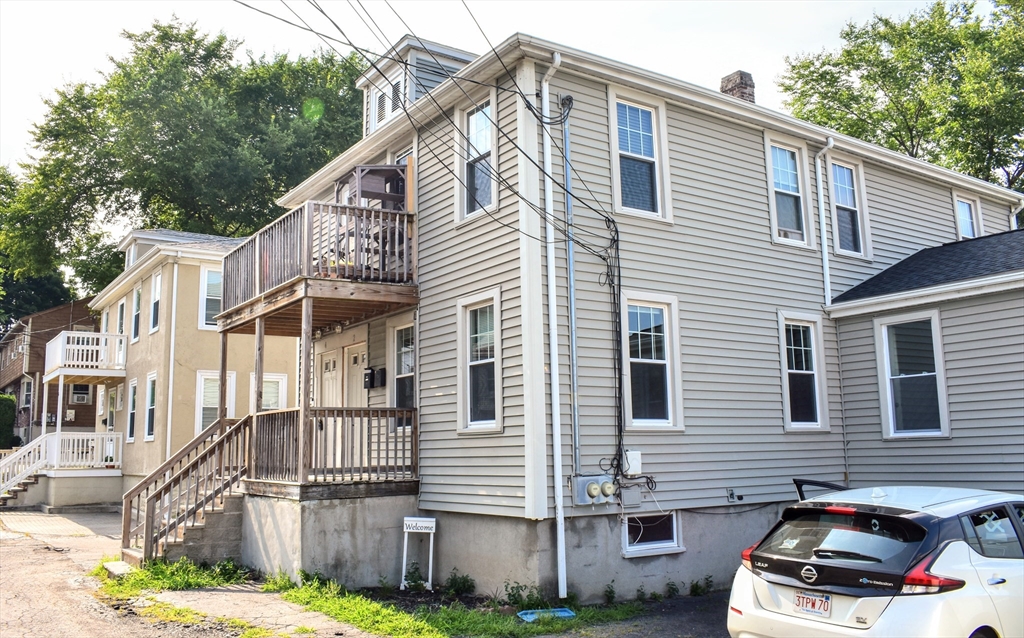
[544,591,731,638]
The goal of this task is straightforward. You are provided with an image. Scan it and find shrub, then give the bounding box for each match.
[604,580,616,605]
[689,575,714,597]
[503,580,546,610]
[404,562,426,592]
[666,581,679,598]
[443,568,475,596]
[0,394,15,448]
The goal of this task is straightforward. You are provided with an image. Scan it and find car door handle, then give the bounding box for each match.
[987,577,1006,586]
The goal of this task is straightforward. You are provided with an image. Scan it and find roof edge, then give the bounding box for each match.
[827,271,1024,319]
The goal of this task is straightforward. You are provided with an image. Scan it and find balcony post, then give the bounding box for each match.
[40,380,49,439]
[218,332,228,432]
[298,296,313,482]
[254,317,264,414]
[54,374,65,469]
[302,201,313,278]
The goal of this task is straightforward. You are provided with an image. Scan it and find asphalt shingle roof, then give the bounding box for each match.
[141,229,234,243]
[832,229,1024,304]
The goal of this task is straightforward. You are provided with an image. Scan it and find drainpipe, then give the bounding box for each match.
[1011,197,1024,230]
[541,52,568,599]
[165,259,179,462]
[815,137,835,306]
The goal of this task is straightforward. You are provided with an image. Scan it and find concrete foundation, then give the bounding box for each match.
[241,489,421,588]
[165,495,244,565]
[44,470,123,507]
[239,488,787,602]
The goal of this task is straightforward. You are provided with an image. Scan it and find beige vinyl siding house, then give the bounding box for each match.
[90,231,297,491]
[140,33,1023,602]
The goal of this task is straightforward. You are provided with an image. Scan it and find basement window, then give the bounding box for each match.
[622,512,684,557]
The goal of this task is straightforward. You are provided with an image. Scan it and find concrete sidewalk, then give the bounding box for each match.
[0,510,371,637]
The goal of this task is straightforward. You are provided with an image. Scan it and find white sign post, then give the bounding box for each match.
[401,516,436,591]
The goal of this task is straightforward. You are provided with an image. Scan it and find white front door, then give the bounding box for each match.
[319,351,340,407]
[343,343,368,408]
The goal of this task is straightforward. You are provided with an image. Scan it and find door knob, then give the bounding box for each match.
[987,577,1006,586]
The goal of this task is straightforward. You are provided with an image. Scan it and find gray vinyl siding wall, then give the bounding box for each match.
[412,55,464,100]
[414,77,528,517]
[546,70,847,512]
[838,290,1024,493]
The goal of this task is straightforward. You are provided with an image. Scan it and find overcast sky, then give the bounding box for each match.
[1,0,943,173]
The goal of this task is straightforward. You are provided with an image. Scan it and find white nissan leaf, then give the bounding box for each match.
[727,483,1024,638]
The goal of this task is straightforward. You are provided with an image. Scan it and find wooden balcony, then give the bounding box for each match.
[219,200,418,337]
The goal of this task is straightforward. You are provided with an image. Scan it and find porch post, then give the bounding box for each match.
[254,317,264,415]
[54,375,65,469]
[40,380,49,439]
[218,331,229,432]
[298,296,313,482]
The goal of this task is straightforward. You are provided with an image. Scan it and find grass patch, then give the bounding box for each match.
[293,627,316,635]
[137,601,207,624]
[262,570,297,593]
[281,574,645,638]
[239,628,276,638]
[96,557,248,600]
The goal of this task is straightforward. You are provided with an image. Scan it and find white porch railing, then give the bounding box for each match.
[45,331,126,376]
[1,432,123,496]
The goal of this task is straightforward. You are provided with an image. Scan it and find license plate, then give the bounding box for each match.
[794,591,832,618]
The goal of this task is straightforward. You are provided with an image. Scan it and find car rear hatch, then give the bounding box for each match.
[748,504,931,629]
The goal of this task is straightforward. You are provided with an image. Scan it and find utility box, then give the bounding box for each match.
[623,450,642,477]
[573,474,616,506]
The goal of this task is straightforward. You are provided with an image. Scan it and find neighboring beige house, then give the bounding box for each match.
[88,230,297,492]
[118,34,1023,602]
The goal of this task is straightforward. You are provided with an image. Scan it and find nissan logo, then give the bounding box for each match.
[801,566,818,583]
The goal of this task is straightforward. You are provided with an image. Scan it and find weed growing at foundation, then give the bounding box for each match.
[94,557,248,599]
[262,571,297,592]
[689,575,714,597]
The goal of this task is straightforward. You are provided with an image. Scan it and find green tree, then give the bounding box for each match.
[0,19,365,293]
[779,1,1024,195]
[0,166,73,336]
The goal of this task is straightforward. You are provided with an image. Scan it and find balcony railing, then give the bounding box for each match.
[45,331,126,376]
[250,407,417,484]
[223,202,416,312]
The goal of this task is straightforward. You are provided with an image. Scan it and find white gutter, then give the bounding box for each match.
[541,52,568,599]
[1011,198,1024,229]
[815,137,835,306]
[164,259,179,461]
[827,271,1024,319]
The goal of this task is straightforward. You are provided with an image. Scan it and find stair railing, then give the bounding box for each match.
[1,433,53,496]
[122,416,251,561]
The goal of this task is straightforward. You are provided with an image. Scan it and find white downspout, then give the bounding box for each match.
[815,137,835,306]
[1010,198,1024,229]
[541,52,567,599]
[165,260,179,461]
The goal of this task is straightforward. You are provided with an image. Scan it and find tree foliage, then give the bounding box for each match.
[779,1,1024,194]
[0,19,366,294]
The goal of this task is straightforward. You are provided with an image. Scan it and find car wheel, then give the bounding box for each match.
[968,628,997,638]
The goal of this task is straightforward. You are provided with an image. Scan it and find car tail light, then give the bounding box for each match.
[741,543,758,570]
[900,550,965,595]
[824,506,857,515]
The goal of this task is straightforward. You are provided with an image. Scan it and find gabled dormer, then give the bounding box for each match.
[356,35,476,136]
[117,229,232,270]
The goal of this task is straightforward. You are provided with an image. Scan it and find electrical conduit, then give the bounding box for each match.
[815,137,835,306]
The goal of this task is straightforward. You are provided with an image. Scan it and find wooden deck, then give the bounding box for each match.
[220,200,418,336]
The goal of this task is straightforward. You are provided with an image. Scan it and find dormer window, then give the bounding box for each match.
[372,72,404,131]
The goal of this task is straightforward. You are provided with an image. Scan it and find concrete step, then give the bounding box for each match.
[121,547,144,567]
[103,561,134,579]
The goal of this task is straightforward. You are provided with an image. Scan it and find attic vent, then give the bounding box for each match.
[377,92,387,123]
[391,80,402,113]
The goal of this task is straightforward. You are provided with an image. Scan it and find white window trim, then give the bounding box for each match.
[386,313,416,409]
[453,86,499,227]
[195,370,235,434]
[116,383,124,411]
[131,285,142,343]
[621,290,684,430]
[873,309,950,440]
[144,372,157,441]
[371,68,406,132]
[826,153,873,260]
[22,380,33,408]
[248,372,287,414]
[456,287,502,434]
[150,272,161,333]
[777,310,830,432]
[199,265,221,331]
[952,191,984,240]
[608,85,673,224]
[764,132,816,250]
[126,378,138,442]
[621,511,686,558]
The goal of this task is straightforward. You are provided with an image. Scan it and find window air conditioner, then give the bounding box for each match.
[71,394,89,404]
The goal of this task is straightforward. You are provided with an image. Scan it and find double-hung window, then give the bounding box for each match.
[131,286,142,342]
[953,192,983,240]
[621,291,682,429]
[150,272,161,332]
[457,288,501,432]
[395,325,415,428]
[874,310,949,438]
[777,311,828,431]
[609,87,671,221]
[21,380,32,408]
[200,267,222,329]
[828,156,871,258]
[765,134,813,247]
[145,373,157,440]
[465,101,494,216]
[198,371,235,432]
[249,372,284,413]
[127,379,137,442]
[117,299,126,335]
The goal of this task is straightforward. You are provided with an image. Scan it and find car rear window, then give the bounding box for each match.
[760,511,927,572]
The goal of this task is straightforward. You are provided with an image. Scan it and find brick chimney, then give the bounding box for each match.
[720,71,755,103]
